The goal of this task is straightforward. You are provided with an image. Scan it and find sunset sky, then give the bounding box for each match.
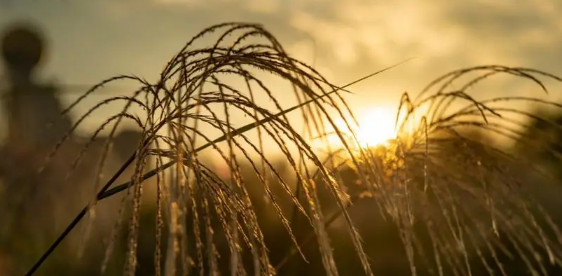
[1,0,561,145]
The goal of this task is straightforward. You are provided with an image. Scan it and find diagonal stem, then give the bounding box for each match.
[24,153,137,276]
[25,63,406,275]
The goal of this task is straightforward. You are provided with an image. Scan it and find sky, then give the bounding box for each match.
[1,0,562,147]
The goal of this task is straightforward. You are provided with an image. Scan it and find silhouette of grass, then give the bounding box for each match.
[25,22,406,276]
[23,22,562,276]
[309,65,562,276]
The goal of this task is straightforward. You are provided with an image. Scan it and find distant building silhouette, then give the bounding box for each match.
[1,23,71,148]
[0,21,144,276]
[0,23,97,275]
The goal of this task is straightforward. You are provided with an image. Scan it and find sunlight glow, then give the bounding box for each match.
[353,107,398,147]
[321,106,399,149]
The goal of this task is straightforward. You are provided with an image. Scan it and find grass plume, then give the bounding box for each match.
[22,23,562,276]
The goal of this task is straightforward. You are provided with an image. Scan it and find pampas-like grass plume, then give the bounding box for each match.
[25,22,562,276]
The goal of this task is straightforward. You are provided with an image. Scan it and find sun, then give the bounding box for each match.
[354,107,398,147]
[323,106,399,148]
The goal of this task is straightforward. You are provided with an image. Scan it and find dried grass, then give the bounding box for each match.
[23,23,562,276]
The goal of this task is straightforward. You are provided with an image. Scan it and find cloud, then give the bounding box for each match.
[1,0,561,124]
[138,0,562,103]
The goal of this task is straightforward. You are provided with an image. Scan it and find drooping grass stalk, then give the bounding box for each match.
[22,22,562,276]
[25,22,408,276]
[308,65,562,275]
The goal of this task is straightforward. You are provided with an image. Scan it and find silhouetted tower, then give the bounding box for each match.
[1,23,71,148]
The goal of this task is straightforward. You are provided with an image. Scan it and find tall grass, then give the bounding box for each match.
[23,22,562,275]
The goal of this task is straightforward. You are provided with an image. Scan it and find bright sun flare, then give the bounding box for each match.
[354,107,398,146]
[326,106,399,148]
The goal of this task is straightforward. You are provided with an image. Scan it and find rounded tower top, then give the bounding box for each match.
[1,23,45,73]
